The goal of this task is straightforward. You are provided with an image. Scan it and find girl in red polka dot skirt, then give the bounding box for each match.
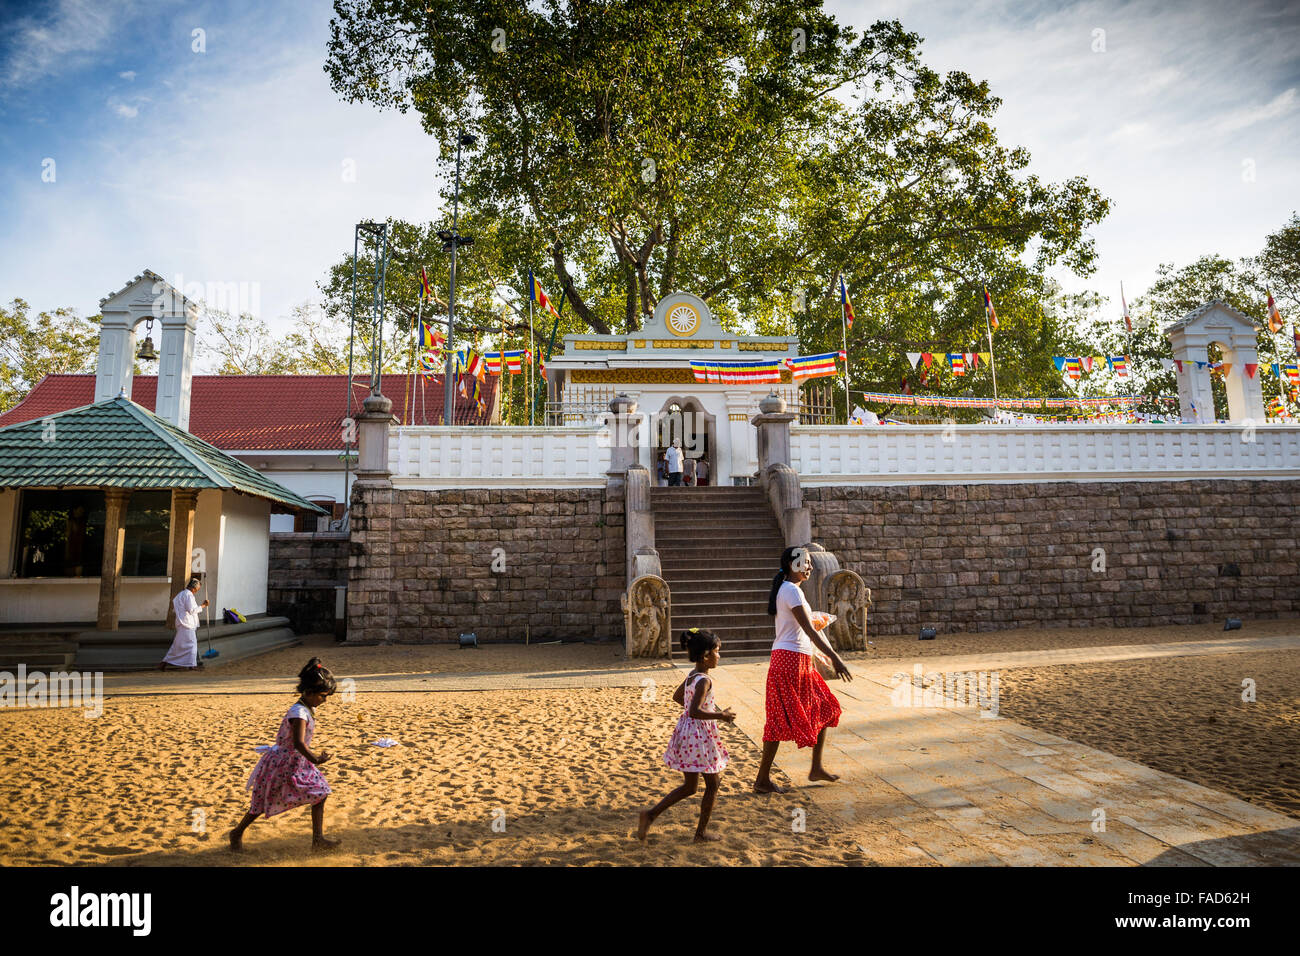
[753,547,853,793]
[229,658,340,853]
[637,628,736,843]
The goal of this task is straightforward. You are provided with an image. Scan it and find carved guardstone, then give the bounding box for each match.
[622,574,671,657]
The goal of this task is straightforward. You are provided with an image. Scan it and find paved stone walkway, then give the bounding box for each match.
[698,637,1300,866]
[69,634,1300,865]
[850,632,1300,680]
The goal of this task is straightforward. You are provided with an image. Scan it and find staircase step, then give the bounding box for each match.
[670,588,772,604]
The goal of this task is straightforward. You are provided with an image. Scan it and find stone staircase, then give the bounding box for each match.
[650,486,783,658]
[0,630,79,672]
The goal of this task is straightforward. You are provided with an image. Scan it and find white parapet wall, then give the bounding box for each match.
[791,423,1300,485]
[390,426,611,488]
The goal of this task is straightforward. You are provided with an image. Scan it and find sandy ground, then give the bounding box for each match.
[842,618,1300,664]
[0,687,869,867]
[996,649,1300,819]
[213,636,663,677]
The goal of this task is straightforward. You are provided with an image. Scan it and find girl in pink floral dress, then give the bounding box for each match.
[229,658,339,853]
[637,629,735,843]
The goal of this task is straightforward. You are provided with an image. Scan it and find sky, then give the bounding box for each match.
[1,0,1298,367]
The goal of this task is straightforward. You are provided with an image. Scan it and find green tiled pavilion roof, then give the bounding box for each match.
[0,396,325,513]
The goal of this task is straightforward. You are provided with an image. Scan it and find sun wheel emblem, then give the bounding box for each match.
[666,303,700,337]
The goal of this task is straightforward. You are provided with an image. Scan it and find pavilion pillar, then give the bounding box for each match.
[165,489,199,628]
[96,489,131,631]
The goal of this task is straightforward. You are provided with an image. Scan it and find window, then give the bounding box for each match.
[16,490,171,578]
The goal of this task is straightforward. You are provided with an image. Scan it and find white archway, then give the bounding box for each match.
[1165,301,1265,423]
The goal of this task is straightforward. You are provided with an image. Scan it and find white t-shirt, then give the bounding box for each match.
[772,580,817,656]
[665,447,683,473]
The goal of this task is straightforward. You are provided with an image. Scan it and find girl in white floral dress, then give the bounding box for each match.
[229,658,340,853]
[637,629,735,843]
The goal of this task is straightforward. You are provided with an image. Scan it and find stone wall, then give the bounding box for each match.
[346,485,626,643]
[805,480,1300,636]
[268,532,349,635]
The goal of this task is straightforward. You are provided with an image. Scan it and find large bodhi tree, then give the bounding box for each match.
[325,0,1109,406]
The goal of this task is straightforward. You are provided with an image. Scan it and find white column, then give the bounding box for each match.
[94,314,137,402]
[156,311,197,429]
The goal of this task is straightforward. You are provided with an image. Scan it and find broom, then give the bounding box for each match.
[201,583,219,660]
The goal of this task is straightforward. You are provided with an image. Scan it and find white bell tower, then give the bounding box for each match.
[95,270,199,429]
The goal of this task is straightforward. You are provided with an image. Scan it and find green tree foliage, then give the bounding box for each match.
[325,1,1110,417]
[0,299,99,414]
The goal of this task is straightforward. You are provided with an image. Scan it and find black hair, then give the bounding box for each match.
[679,627,720,663]
[767,546,800,616]
[296,657,337,696]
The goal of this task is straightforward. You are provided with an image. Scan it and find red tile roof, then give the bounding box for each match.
[0,374,499,450]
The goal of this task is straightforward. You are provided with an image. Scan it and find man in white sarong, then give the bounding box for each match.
[160,577,209,670]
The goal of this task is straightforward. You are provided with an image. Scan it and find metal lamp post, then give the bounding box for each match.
[441,130,477,425]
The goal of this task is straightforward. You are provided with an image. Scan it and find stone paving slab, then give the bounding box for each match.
[853,633,1300,679]
[698,656,1300,866]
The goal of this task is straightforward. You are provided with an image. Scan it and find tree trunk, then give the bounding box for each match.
[550,243,610,335]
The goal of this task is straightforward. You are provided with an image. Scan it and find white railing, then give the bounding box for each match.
[791,424,1300,484]
[389,426,610,487]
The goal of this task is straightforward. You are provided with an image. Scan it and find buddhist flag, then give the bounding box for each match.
[840,276,855,330]
[983,287,998,331]
[529,268,560,319]
[1064,358,1082,380]
[483,352,504,375]
[417,319,443,351]
[419,266,433,302]
[1285,363,1300,384]
[418,347,442,382]
[1121,282,1131,333]
[1108,356,1129,378]
[785,352,840,381]
[1268,291,1283,333]
[948,353,966,376]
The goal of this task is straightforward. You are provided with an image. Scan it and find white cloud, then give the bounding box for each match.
[119,70,136,81]
[1212,87,1298,136]
[1,0,132,90]
[110,99,138,118]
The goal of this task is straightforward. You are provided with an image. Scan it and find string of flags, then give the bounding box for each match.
[859,391,1177,410]
[1051,356,1130,379]
[688,351,849,384]
[787,351,845,381]
[690,359,783,384]
[906,352,991,376]
[482,349,533,375]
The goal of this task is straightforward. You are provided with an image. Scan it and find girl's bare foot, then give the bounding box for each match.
[809,768,840,783]
[228,830,243,852]
[694,831,721,843]
[311,835,340,853]
[636,809,652,841]
[752,778,789,794]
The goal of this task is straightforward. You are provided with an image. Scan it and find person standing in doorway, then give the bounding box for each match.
[665,441,684,486]
[696,457,710,487]
[683,454,697,487]
[160,577,209,671]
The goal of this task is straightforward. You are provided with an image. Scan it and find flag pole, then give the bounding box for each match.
[984,309,999,412]
[528,286,536,426]
[406,293,424,427]
[839,277,850,425]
